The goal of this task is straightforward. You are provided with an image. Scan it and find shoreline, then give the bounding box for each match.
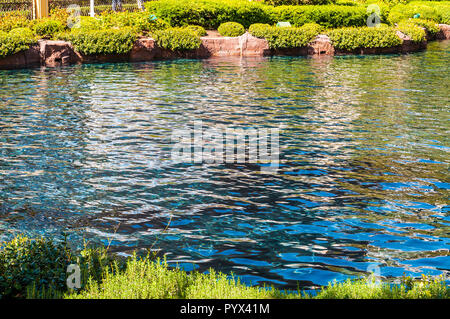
[1,24,449,70]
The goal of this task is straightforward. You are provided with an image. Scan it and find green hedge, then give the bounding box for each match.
[249,23,323,49]
[60,28,137,55]
[396,21,427,41]
[405,18,440,34]
[32,19,66,39]
[218,21,245,37]
[264,0,335,5]
[185,25,207,36]
[388,1,450,24]
[0,27,35,58]
[272,5,370,28]
[152,27,202,51]
[145,0,273,29]
[145,0,372,29]
[328,26,402,50]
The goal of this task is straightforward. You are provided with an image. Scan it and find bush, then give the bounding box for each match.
[33,19,66,39]
[264,0,335,5]
[0,28,36,58]
[218,22,245,37]
[396,21,427,41]
[327,26,402,50]
[405,18,440,34]
[249,23,322,48]
[271,5,370,28]
[98,11,169,34]
[62,28,137,55]
[387,1,450,24]
[0,11,30,33]
[145,0,273,29]
[0,236,73,298]
[185,25,207,36]
[152,27,202,51]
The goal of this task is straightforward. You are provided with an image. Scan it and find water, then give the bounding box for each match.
[0,41,449,289]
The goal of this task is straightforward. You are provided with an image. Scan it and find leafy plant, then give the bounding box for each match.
[63,27,137,55]
[405,18,440,35]
[152,27,202,51]
[218,22,245,37]
[396,21,426,42]
[0,11,30,33]
[33,19,66,39]
[327,26,402,50]
[0,28,36,58]
[185,25,208,36]
[249,23,322,49]
[0,236,73,298]
[264,0,335,5]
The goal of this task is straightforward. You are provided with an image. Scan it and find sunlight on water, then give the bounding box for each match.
[0,41,449,289]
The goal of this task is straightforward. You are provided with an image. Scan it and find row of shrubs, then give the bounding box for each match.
[145,0,372,29]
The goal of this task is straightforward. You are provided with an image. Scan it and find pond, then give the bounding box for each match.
[0,41,449,289]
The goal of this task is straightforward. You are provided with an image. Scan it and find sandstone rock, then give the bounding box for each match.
[308,35,334,56]
[39,40,81,67]
[437,24,450,40]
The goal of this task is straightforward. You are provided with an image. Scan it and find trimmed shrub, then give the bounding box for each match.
[271,5,369,28]
[328,26,402,50]
[0,11,30,33]
[387,1,450,24]
[264,0,335,5]
[0,28,36,58]
[98,11,169,34]
[62,28,137,55]
[249,23,322,49]
[145,0,273,29]
[396,21,427,42]
[0,236,73,299]
[405,18,440,34]
[32,19,66,39]
[185,25,208,36]
[218,22,245,37]
[152,27,202,51]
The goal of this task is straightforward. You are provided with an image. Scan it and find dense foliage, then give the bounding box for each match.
[145,0,372,29]
[145,0,273,29]
[0,27,35,58]
[264,0,335,5]
[32,19,66,38]
[0,236,72,298]
[61,27,137,55]
[396,21,427,41]
[249,23,323,48]
[152,27,202,51]
[406,18,440,35]
[328,26,403,50]
[217,21,245,37]
[387,1,450,24]
[0,11,30,32]
[0,236,448,299]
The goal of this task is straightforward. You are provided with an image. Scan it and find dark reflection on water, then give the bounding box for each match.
[0,41,449,289]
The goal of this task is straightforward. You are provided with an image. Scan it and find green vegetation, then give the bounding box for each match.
[396,20,427,41]
[0,11,30,32]
[217,21,246,37]
[249,23,323,48]
[1,236,447,299]
[0,27,35,58]
[60,28,137,55]
[328,26,403,50]
[387,1,450,24]
[264,0,335,5]
[185,25,208,36]
[405,18,441,34]
[32,18,66,38]
[152,27,202,51]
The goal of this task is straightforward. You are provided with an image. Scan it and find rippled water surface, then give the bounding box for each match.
[0,41,449,289]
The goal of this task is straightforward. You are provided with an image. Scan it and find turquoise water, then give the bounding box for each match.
[0,41,449,289]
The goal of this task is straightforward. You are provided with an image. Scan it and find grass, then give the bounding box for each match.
[1,235,448,299]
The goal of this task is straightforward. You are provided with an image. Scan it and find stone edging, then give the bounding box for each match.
[1,24,449,70]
